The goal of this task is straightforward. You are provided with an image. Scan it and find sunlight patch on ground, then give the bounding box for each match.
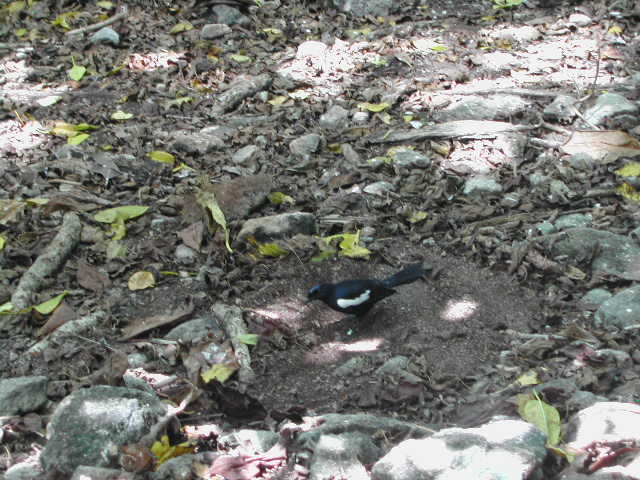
[304,337,384,365]
[440,298,479,322]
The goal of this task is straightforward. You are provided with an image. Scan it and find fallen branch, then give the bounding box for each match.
[6,212,81,327]
[66,10,127,36]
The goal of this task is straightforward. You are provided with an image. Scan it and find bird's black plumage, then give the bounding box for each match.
[307,263,427,317]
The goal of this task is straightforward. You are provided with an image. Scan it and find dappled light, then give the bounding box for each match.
[440,298,479,322]
[304,337,385,365]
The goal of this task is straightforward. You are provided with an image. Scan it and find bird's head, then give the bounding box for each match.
[307,284,331,303]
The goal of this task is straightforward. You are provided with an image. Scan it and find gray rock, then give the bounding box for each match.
[584,93,639,127]
[151,455,196,480]
[463,176,503,195]
[567,391,609,411]
[212,174,273,221]
[437,95,530,122]
[393,150,431,168]
[40,386,167,475]
[212,4,249,25]
[565,402,640,451]
[568,152,597,169]
[364,181,396,196]
[238,212,316,241]
[330,0,393,16]
[555,213,592,230]
[165,316,221,344]
[568,13,592,26]
[372,418,546,480]
[334,356,369,377]
[547,228,640,281]
[310,433,378,480]
[200,23,232,40]
[175,244,197,265]
[341,143,362,165]
[543,94,578,123]
[89,27,119,46]
[218,429,279,454]
[595,285,640,328]
[536,221,556,235]
[127,352,148,368]
[4,458,43,480]
[578,288,612,309]
[490,26,541,42]
[71,466,135,480]
[375,356,409,376]
[528,172,549,186]
[232,145,261,171]
[501,192,521,208]
[0,376,47,415]
[290,133,322,160]
[171,126,236,154]
[320,105,349,130]
[352,111,369,124]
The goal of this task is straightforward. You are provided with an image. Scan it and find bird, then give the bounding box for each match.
[307,263,427,317]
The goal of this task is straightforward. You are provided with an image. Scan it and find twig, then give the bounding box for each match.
[66,10,127,36]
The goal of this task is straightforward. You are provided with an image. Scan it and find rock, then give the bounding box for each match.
[164,316,222,345]
[290,133,322,161]
[320,105,349,130]
[555,213,592,230]
[372,418,547,480]
[151,455,196,480]
[436,95,530,122]
[584,93,639,127]
[310,433,377,480]
[212,4,249,25]
[565,402,640,451]
[40,386,167,475]
[218,429,279,454]
[330,0,393,16]
[543,94,578,123]
[232,145,262,172]
[568,13,592,26]
[578,288,612,309]
[212,174,273,220]
[463,176,503,195]
[490,26,541,42]
[363,181,395,196]
[238,212,316,241]
[0,376,47,415]
[595,285,640,328]
[175,244,197,265]
[4,458,43,480]
[71,466,135,480]
[547,228,640,281]
[89,27,119,46]
[393,150,431,168]
[201,23,232,40]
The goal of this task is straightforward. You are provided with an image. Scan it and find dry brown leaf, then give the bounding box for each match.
[561,130,640,163]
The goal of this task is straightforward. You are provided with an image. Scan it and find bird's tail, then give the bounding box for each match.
[382,263,427,288]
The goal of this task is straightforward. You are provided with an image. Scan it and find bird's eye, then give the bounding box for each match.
[308,286,319,295]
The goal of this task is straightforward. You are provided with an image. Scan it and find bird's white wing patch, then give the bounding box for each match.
[337,290,371,308]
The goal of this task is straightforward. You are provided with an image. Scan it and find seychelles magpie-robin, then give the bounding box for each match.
[307,263,427,317]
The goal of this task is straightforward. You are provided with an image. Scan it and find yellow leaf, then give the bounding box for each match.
[616,162,640,177]
[407,210,428,224]
[0,235,5,251]
[517,370,539,386]
[357,102,391,112]
[608,25,622,35]
[229,54,251,63]
[201,362,239,383]
[94,206,149,223]
[268,95,288,106]
[128,271,155,290]
[152,435,196,466]
[617,182,640,203]
[170,21,193,34]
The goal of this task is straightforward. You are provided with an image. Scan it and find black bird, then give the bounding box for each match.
[307,263,427,317]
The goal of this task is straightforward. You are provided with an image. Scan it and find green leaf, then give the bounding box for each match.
[148,150,175,164]
[0,301,14,313]
[229,54,251,63]
[111,110,134,120]
[267,192,295,205]
[68,132,89,145]
[0,235,5,251]
[517,392,561,445]
[94,205,149,224]
[197,191,232,253]
[68,64,86,81]
[170,21,193,34]
[237,333,259,345]
[34,291,69,315]
[258,243,289,257]
[106,239,127,260]
[311,249,336,262]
